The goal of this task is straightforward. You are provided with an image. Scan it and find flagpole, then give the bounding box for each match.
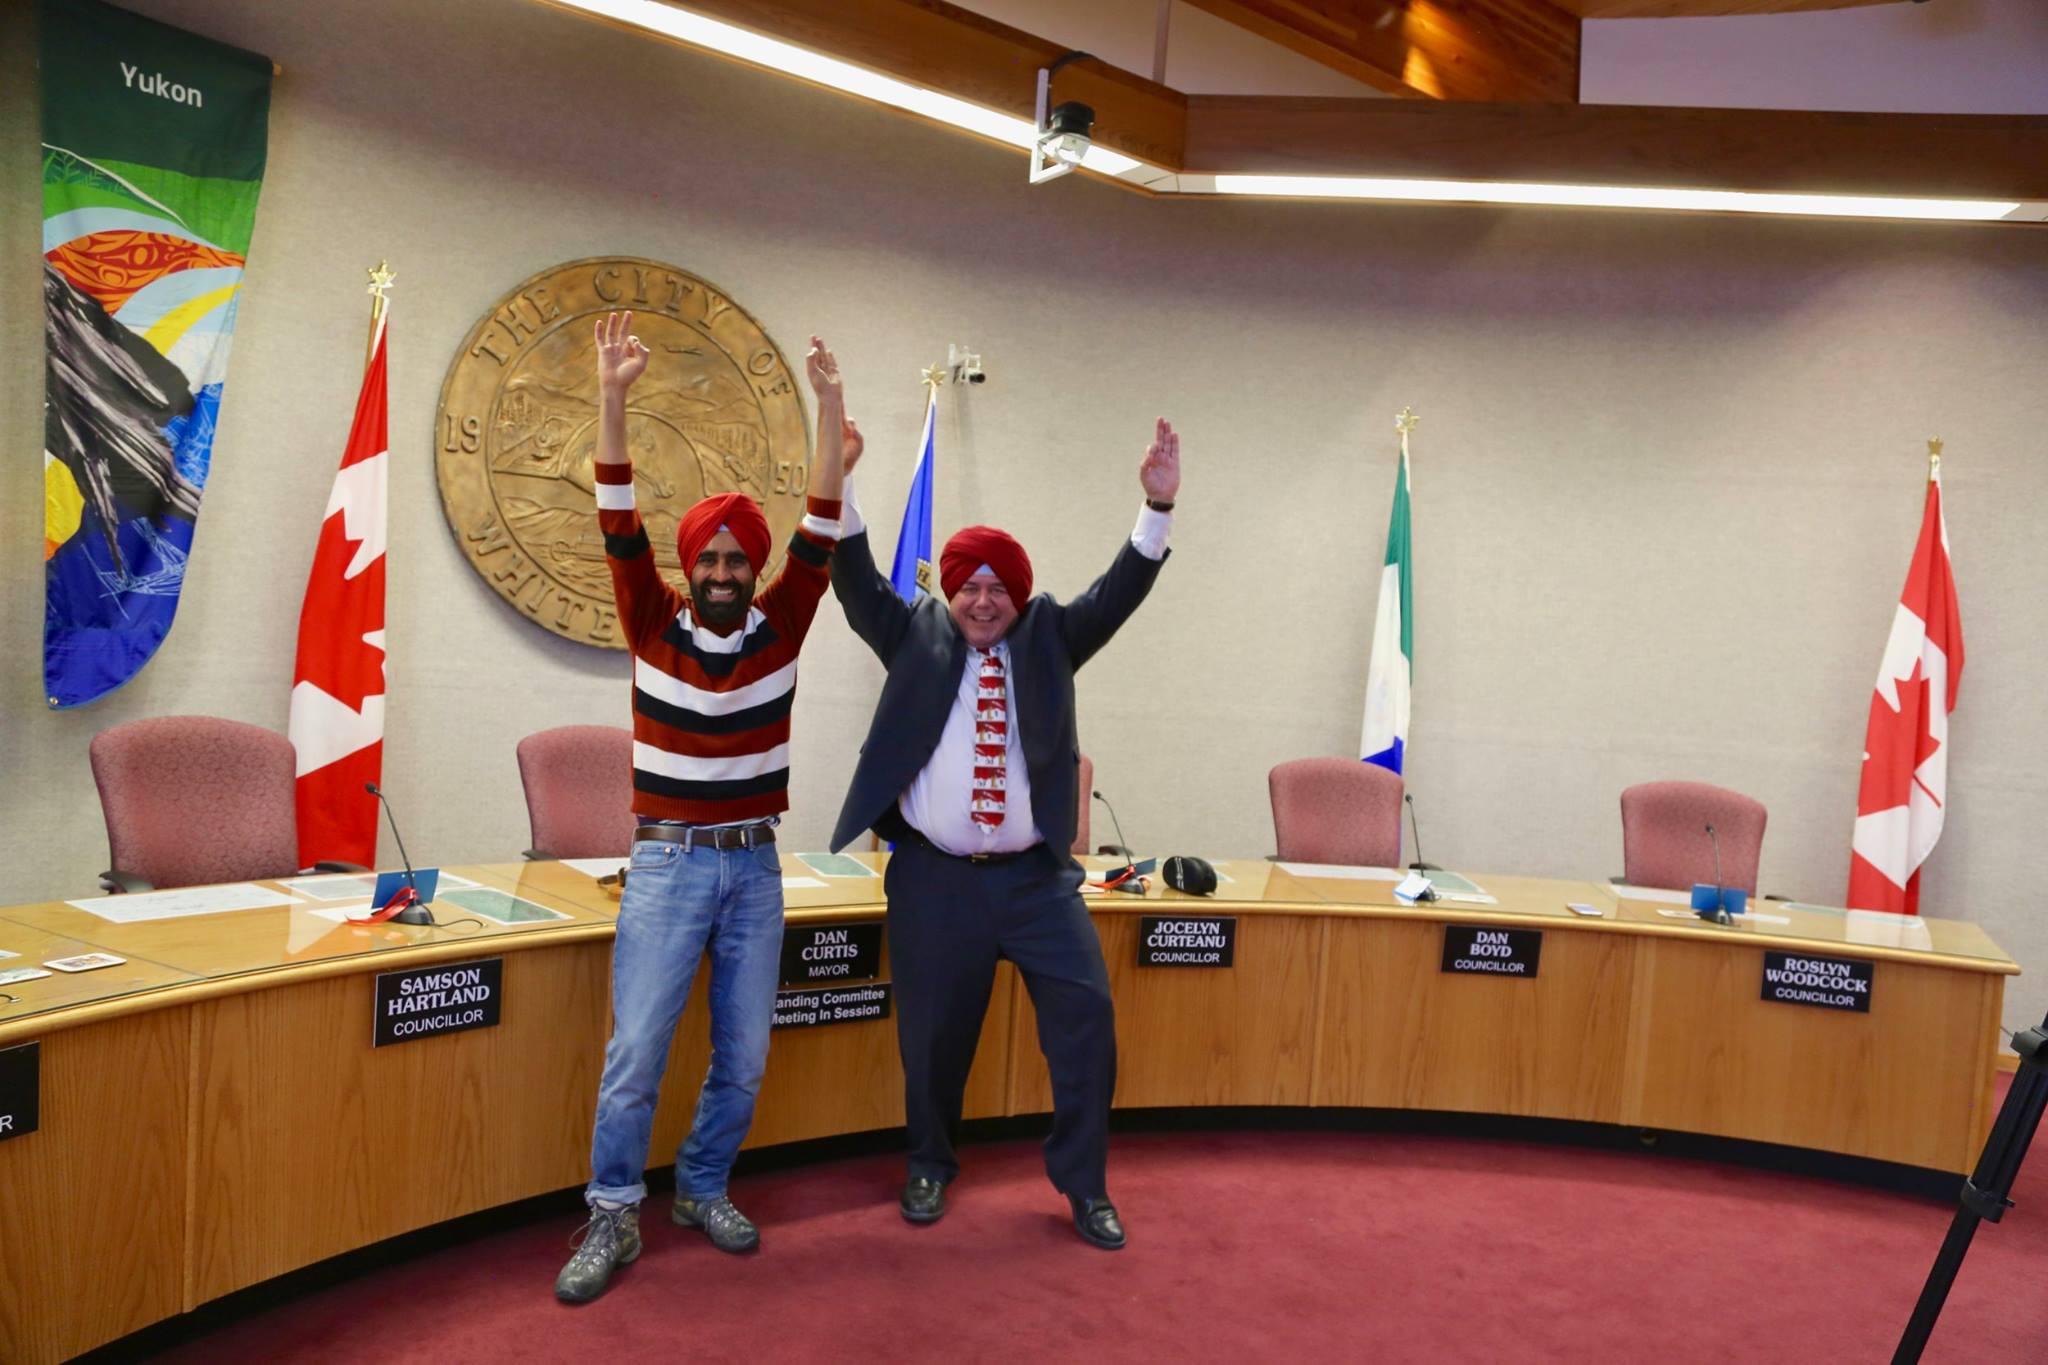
[1927,435,1943,480]
[365,260,394,366]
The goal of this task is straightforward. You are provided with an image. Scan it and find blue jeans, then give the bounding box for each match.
[586,836,785,1207]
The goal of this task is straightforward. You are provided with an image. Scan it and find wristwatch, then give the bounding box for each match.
[1145,497,1175,513]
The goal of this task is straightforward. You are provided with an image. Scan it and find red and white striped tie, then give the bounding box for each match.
[971,649,1007,827]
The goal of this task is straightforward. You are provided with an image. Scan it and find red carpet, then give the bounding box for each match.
[151,1089,2048,1364]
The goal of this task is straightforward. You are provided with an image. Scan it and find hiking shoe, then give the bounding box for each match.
[554,1204,641,1302]
[673,1193,761,1253]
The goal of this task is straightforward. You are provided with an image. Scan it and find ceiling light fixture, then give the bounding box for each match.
[1205,174,2027,223]
[549,0,1149,181]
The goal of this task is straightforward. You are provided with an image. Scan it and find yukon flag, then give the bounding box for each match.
[1847,460,1963,915]
[288,314,389,867]
[890,385,938,601]
[1360,433,1413,773]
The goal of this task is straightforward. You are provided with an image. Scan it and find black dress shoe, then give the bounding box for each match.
[900,1176,947,1224]
[1069,1195,1126,1250]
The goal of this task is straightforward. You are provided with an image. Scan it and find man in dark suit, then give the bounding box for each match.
[828,419,1181,1250]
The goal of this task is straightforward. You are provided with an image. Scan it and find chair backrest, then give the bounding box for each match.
[517,725,637,859]
[89,716,302,889]
[1073,753,1094,855]
[1620,781,1767,894]
[1268,757,1404,866]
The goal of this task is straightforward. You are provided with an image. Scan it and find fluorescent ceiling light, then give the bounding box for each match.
[552,0,1146,178]
[1210,174,2024,223]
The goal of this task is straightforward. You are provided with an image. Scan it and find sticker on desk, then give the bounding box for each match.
[439,887,570,924]
[0,1042,38,1142]
[780,922,882,985]
[373,958,504,1047]
[1761,952,1872,1013]
[43,952,126,973]
[772,982,892,1030]
[1441,926,1542,978]
[0,967,53,987]
[1138,915,1236,968]
[796,852,877,879]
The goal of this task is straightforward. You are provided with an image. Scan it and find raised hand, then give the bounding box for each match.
[805,334,844,405]
[595,310,649,395]
[1139,417,1180,502]
[842,416,865,475]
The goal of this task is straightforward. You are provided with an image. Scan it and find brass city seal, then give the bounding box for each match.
[434,256,811,648]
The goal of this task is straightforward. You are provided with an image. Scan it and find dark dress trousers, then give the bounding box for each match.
[829,527,1166,1197]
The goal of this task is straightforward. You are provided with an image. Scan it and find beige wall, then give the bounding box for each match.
[3,0,2044,1036]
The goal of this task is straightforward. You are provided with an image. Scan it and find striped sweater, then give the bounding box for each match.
[595,460,840,824]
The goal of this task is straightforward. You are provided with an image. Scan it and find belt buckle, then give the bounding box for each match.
[968,851,993,864]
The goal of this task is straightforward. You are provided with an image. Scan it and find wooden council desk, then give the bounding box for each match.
[0,856,2016,1362]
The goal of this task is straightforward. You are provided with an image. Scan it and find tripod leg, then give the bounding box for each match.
[1892,1029,2048,1365]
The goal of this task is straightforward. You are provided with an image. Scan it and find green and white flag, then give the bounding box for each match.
[1360,428,1413,773]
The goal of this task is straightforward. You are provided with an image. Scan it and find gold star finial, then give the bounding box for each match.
[1394,406,1419,437]
[921,363,946,391]
[366,260,395,301]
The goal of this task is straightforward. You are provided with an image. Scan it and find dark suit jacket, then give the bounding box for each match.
[828,528,1167,854]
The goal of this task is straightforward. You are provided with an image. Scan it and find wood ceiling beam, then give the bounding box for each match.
[602,0,1188,169]
[1178,0,1581,103]
[1181,97,2048,202]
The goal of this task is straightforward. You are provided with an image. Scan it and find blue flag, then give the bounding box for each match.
[889,390,938,601]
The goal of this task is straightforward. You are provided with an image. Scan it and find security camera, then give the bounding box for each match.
[948,344,984,385]
[1030,57,1097,184]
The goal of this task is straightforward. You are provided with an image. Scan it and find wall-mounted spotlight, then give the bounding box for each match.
[1030,51,1096,185]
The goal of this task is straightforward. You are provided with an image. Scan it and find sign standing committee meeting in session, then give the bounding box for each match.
[5,0,2047,1360]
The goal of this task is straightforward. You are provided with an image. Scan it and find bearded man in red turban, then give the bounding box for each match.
[556,313,858,1305]
[828,417,1183,1252]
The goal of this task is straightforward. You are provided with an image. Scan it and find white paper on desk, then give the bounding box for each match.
[1437,893,1499,905]
[781,876,829,889]
[298,903,371,924]
[67,883,301,921]
[1277,862,1404,880]
[562,857,630,880]
[1844,910,1934,951]
[1614,885,1693,905]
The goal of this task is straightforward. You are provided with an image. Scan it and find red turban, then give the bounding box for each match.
[940,526,1033,604]
[675,492,771,575]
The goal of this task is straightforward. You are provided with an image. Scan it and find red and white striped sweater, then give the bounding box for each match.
[595,460,840,824]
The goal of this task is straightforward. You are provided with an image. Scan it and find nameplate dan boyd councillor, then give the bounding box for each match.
[828,417,1182,1250]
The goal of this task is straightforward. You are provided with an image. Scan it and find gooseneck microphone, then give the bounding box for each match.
[1404,793,1440,872]
[366,782,435,925]
[1705,822,1723,892]
[1091,789,1137,873]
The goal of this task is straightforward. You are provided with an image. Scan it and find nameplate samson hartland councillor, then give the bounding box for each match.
[1441,926,1543,978]
[779,921,883,986]
[373,959,504,1047]
[1137,915,1237,968]
[0,1042,38,1142]
[1760,951,1873,1013]
[773,982,892,1030]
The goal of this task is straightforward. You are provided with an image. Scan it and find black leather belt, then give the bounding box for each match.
[633,822,776,849]
[899,828,1042,865]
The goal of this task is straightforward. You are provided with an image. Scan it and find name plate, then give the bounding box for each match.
[1441,925,1542,978]
[1138,915,1237,968]
[0,1042,37,1142]
[1761,951,1872,1013]
[373,958,504,1047]
[773,982,893,1030]
[780,921,882,986]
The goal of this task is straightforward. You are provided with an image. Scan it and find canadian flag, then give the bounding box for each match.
[288,316,389,867]
[1846,464,1963,915]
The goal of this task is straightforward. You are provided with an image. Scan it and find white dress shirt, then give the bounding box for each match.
[840,479,1172,855]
